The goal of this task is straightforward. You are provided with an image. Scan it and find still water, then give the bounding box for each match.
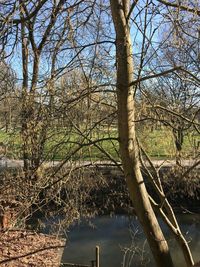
[61,214,200,267]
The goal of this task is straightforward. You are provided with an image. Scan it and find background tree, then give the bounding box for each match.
[141,9,200,163]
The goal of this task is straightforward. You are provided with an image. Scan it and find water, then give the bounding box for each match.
[61,214,200,267]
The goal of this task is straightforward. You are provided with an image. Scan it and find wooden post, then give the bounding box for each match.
[95,246,99,267]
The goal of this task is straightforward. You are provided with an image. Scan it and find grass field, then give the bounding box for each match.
[0,127,199,161]
[139,128,199,159]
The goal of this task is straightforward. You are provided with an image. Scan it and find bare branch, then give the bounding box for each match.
[157,0,200,16]
[130,66,181,85]
[126,0,139,21]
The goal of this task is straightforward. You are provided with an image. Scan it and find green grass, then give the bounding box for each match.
[43,128,119,161]
[138,129,175,159]
[0,127,198,161]
[0,130,21,158]
[138,128,199,159]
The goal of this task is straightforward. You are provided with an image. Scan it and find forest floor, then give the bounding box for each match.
[0,229,65,267]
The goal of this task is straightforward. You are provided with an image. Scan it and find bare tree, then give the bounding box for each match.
[0,1,199,267]
[109,0,199,267]
[142,9,200,163]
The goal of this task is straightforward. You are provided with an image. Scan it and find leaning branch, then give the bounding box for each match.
[155,105,200,127]
[0,0,48,24]
[130,66,200,86]
[179,67,200,85]
[157,0,200,16]
[130,66,181,86]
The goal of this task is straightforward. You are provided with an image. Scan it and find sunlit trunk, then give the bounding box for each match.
[110,1,174,266]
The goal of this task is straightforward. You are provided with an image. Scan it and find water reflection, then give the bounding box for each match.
[62,214,200,267]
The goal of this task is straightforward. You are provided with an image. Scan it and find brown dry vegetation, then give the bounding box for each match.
[0,230,65,267]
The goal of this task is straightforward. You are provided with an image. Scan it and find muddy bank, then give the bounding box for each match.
[87,165,200,215]
[0,164,199,221]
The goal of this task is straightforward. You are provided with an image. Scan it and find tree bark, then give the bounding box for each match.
[20,4,30,173]
[110,1,174,266]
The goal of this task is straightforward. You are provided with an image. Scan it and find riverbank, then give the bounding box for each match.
[88,164,200,215]
[0,161,199,267]
[0,159,199,228]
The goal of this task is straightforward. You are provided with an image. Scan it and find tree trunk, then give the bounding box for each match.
[20,6,30,174]
[110,1,174,266]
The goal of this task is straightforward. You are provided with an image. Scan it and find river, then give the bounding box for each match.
[61,214,200,267]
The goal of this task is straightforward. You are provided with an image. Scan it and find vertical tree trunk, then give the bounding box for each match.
[20,6,30,174]
[110,1,174,266]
